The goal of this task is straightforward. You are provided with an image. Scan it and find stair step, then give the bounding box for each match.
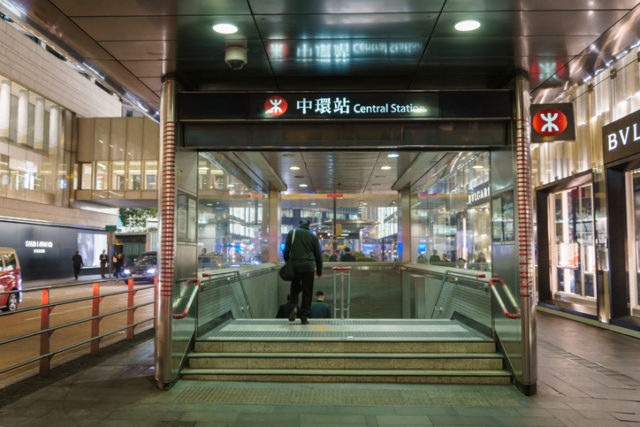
[181,368,512,385]
[188,352,503,359]
[194,340,496,354]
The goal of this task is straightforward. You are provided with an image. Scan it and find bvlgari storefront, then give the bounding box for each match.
[603,109,640,329]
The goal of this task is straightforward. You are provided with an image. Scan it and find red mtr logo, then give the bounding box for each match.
[264,96,288,116]
[532,109,568,136]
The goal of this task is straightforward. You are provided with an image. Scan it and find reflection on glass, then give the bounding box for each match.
[111,161,125,190]
[145,160,157,190]
[128,161,141,190]
[550,183,596,300]
[627,169,640,316]
[281,197,399,262]
[411,152,491,271]
[95,161,107,190]
[198,154,267,269]
[81,163,92,190]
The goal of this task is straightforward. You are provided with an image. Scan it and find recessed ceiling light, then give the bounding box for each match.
[381,165,392,170]
[289,166,300,171]
[299,183,308,188]
[227,184,235,188]
[472,165,484,169]
[213,23,238,34]
[387,153,399,158]
[310,202,317,206]
[454,19,480,32]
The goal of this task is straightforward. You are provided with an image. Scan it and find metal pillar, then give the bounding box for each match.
[155,74,177,389]
[400,188,412,263]
[514,71,537,394]
[267,188,281,263]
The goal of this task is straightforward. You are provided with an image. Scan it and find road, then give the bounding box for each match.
[0,276,155,386]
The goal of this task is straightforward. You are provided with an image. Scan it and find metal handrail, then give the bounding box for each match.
[488,277,521,319]
[0,278,155,377]
[172,279,201,319]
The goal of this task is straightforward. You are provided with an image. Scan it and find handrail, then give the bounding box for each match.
[488,277,521,319]
[0,278,155,377]
[172,279,201,319]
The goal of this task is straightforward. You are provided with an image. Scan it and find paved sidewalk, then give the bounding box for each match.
[0,312,639,426]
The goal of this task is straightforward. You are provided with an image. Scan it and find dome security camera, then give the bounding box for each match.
[225,41,247,70]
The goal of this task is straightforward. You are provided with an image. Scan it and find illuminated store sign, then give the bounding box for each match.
[602,109,640,164]
[530,103,575,143]
[25,240,53,254]
[468,185,490,204]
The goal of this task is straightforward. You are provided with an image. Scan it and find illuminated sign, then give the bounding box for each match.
[530,103,575,143]
[25,240,53,248]
[267,40,423,63]
[468,185,490,204]
[25,240,53,254]
[602,109,640,164]
[264,96,288,116]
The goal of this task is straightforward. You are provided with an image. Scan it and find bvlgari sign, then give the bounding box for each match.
[603,109,640,164]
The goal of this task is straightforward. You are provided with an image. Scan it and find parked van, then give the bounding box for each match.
[0,248,22,312]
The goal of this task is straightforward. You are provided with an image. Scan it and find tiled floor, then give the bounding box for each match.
[1,311,639,426]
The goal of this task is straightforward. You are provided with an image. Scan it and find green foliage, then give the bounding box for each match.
[119,208,158,228]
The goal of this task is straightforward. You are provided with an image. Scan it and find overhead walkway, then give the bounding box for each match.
[183,319,510,385]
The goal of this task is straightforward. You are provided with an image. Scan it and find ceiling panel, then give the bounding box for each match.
[443,0,638,11]
[120,60,173,78]
[50,0,252,16]
[249,0,446,14]
[254,13,439,40]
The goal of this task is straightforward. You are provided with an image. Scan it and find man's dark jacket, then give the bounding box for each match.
[311,301,331,318]
[283,226,323,276]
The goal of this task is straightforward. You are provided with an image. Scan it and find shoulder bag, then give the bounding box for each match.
[279,230,296,281]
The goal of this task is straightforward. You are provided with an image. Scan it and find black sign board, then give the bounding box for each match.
[602,109,640,164]
[530,103,576,143]
[178,91,511,122]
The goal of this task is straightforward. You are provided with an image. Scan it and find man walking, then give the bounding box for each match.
[72,250,83,280]
[283,219,323,324]
[99,249,108,278]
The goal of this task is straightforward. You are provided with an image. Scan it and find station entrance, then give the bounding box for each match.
[155,80,536,394]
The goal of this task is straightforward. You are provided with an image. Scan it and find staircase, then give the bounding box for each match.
[181,319,511,385]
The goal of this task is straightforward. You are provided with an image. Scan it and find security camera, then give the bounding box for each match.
[225,40,247,70]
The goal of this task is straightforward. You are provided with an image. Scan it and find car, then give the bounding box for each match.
[122,251,157,283]
[0,248,22,312]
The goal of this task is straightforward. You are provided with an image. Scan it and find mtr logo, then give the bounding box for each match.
[264,96,288,116]
[532,109,568,136]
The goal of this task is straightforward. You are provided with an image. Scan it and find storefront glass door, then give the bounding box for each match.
[625,169,640,317]
[549,184,596,304]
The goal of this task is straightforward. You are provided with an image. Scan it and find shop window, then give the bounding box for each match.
[95,161,107,190]
[128,161,141,190]
[144,160,157,190]
[625,169,640,317]
[81,163,92,190]
[549,184,596,302]
[111,161,125,190]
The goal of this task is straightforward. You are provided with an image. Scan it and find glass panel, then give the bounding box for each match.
[198,154,268,269]
[144,160,157,190]
[631,169,640,311]
[81,163,92,190]
[550,183,596,300]
[111,161,125,190]
[411,152,490,270]
[95,161,107,190]
[128,161,141,190]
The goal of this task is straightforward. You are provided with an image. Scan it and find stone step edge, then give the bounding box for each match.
[196,338,493,343]
[188,352,504,359]
[181,368,512,377]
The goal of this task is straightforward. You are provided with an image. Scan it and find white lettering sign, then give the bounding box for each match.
[468,186,490,204]
[294,97,428,116]
[607,123,640,151]
[25,240,53,248]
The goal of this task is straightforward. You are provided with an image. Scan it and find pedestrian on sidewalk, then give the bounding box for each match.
[72,250,83,280]
[99,249,108,278]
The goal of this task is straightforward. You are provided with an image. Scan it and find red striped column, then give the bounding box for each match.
[155,75,176,388]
